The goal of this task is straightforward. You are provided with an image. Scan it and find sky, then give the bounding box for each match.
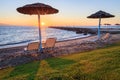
[0,0,120,27]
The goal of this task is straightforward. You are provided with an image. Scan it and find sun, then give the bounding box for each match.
[41,22,45,26]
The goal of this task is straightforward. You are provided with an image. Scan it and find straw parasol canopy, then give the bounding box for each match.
[104,23,111,26]
[115,23,120,26]
[17,3,59,52]
[87,10,115,38]
[87,10,115,18]
[17,3,58,15]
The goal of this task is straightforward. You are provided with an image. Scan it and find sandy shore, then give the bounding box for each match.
[0,34,120,69]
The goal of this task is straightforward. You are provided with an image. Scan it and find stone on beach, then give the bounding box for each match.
[0,34,120,69]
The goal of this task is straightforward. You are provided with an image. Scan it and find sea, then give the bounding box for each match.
[0,26,119,49]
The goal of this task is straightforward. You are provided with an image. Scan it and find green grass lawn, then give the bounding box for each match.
[0,42,120,80]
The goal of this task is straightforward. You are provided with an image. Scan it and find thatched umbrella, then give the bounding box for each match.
[104,23,111,26]
[87,10,115,39]
[115,23,120,26]
[17,3,59,52]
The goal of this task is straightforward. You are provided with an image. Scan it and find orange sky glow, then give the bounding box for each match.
[0,0,119,27]
[0,15,118,27]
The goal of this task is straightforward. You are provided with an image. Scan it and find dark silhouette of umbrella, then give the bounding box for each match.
[104,23,111,26]
[17,3,59,52]
[115,23,120,26]
[87,10,115,38]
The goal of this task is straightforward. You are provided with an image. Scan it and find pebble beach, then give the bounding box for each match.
[0,33,120,69]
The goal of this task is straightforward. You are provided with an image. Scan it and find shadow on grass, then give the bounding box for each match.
[3,61,40,80]
[46,58,76,69]
[35,58,77,80]
[2,58,75,80]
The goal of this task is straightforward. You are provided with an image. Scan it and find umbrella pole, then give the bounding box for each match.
[38,14,43,52]
[98,17,101,39]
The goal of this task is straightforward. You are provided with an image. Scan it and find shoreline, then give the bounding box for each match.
[0,34,92,49]
[0,35,95,56]
[0,33,120,54]
[0,35,97,56]
[1,27,120,49]
[0,33,119,53]
[0,34,120,69]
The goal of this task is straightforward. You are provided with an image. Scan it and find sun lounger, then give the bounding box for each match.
[84,33,111,44]
[24,38,56,54]
[42,38,56,52]
[101,33,111,41]
[24,42,40,53]
[96,33,111,44]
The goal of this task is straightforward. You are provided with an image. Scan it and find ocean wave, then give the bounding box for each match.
[58,34,90,41]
